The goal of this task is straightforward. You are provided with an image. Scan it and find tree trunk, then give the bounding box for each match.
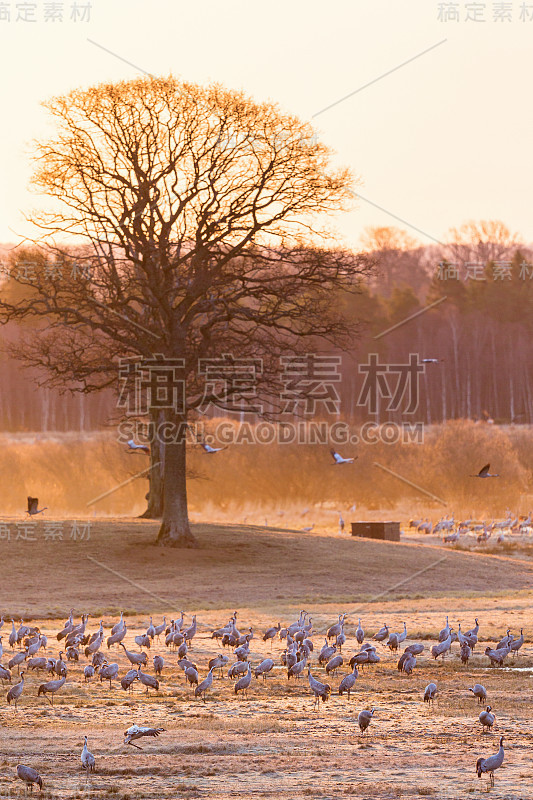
[157,413,196,547]
[139,408,165,519]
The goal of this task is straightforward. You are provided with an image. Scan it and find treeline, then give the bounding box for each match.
[1,220,532,430]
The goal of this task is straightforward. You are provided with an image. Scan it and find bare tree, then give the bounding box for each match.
[0,76,372,546]
[445,219,520,269]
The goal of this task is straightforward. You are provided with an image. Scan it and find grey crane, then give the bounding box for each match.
[174,611,186,632]
[27,657,48,672]
[438,616,451,642]
[327,614,346,641]
[485,644,511,667]
[178,658,197,678]
[153,618,166,641]
[399,652,416,675]
[209,654,229,677]
[121,669,139,692]
[476,736,504,786]
[134,634,151,650]
[373,623,389,642]
[479,705,495,733]
[463,630,478,650]
[471,463,499,478]
[56,611,74,641]
[404,643,425,656]
[469,684,487,704]
[107,625,127,648]
[307,665,331,710]
[497,629,512,650]
[136,666,159,694]
[8,620,17,649]
[358,708,375,735]
[460,642,472,665]
[27,496,47,515]
[99,661,119,687]
[66,646,79,662]
[325,654,343,677]
[16,765,43,792]
[330,448,356,465]
[120,643,147,667]
[318,639,336,664]
[234,662,252,697]
[456,623,469,648]
[38,675,66,705]
[55,652,67,677]
[294,628,308,645]
[81,736,95,773]
[356,618,364,644]
[146,616,156,639]
[111,612,124,636]
[153,655,164,675]
[349,649,371,671]
[173,631,186,649]
[338,665,359,698]
[235,628,254,647]
[335,629,346,651]
[262,623,281,649]
[92,651,106,669]
[8,651,26,674]
[127,439,150,454]
[423,682,437,705]
[510,628,524,656]
[184,665,199,690]
[7,671,24,709]
[255,658,275,680]
[85,634,104,658]
[288,656,307,680]
[195,667,215,701]
[417,519,432,534]
[431,632,453,660]
[388,622,407,652]
[123,724,165,750]
[87,621,104,646]
[84,665,95,682]
[0,664,12,684]
[183,615,197,645]
[234,641,250,661]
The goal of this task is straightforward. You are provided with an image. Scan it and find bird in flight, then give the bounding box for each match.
[200,442,227,454]
[330,449,356,465]
[127,439,150,454]
[26,497,47,516]
[471,463,499,478]
[123,725,165,750]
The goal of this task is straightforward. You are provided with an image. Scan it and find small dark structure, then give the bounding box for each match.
[351,522,400,541]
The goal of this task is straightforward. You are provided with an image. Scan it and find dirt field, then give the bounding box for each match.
[1,521,532,799]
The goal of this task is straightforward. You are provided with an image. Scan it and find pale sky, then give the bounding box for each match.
[1,0,532,251]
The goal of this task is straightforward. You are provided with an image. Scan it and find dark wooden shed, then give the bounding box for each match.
[350,521,400,541]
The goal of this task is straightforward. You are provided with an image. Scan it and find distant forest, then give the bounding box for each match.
[1,220,532,431]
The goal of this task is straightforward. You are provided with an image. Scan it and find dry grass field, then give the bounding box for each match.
[1,521,533,800]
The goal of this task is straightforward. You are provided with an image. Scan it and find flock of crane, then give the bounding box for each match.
[0,607,523,791]
[410,509,533,545]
